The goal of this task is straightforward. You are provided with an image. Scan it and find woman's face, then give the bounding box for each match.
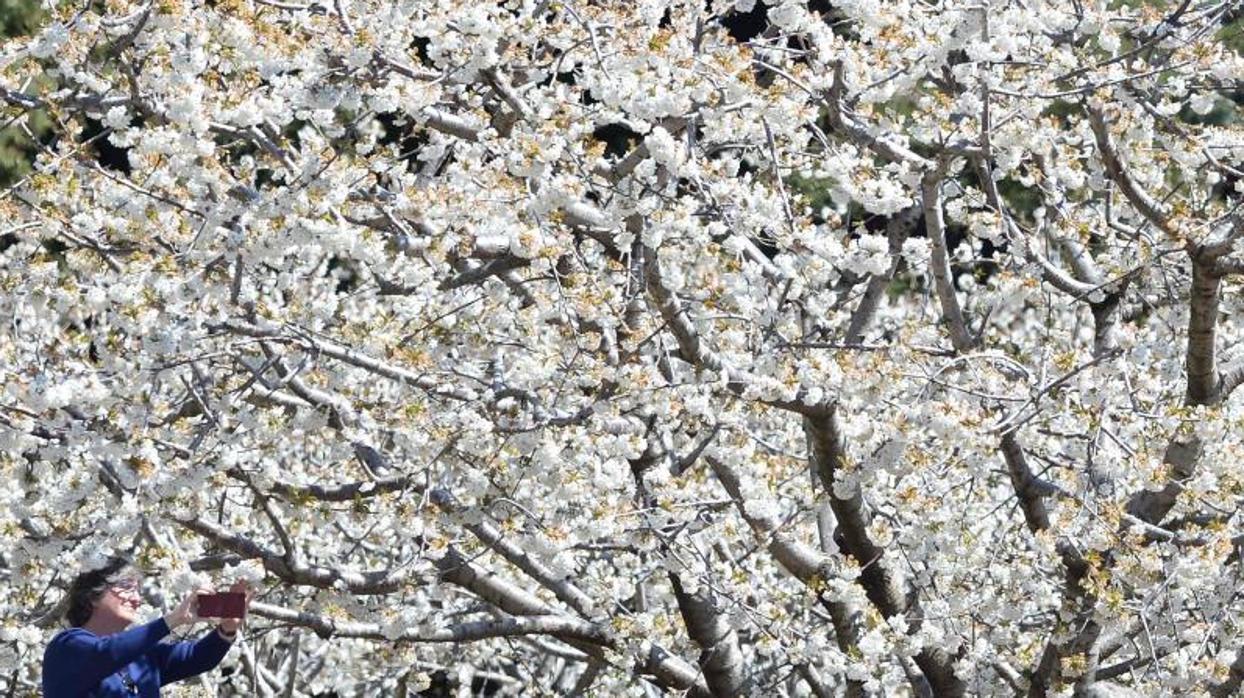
[93,577,142,626]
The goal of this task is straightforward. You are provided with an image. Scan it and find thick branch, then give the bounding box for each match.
[211,320,477,401]
[429,489,598,619]
[1122,257,1223,526]
[644,248,832,417]
[1185,259,1223,405]
[804,412,965,697]
[170,516,412,594]
[269,474,411,502]
[824,62,930,168]
[270,473,598,619]
[1086,105,1173,236]
[669,574,748,698]
[922,168,977,352]
[440,256,530,291]
[1223,365,1244,400]
[999,433,1053,533]
[250,601,607,644]
[844,205,917,344]
[1125,436,1202,525]
[705,454,865,655]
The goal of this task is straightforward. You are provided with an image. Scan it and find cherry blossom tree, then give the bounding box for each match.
[2,0,1243,695]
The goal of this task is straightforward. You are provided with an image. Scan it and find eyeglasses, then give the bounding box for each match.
[109,578,142,593]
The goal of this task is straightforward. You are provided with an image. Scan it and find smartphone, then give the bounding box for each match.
[196,592,246,618]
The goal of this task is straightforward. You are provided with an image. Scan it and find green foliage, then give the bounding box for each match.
[0,0,43,36]
[996,177,1042,221]
[885,274,914,300]
[785,172,838,218]
[0,0,48,187]
[0,109,52,188]
[1178,96,1238,127]
[1219,11,1244,57]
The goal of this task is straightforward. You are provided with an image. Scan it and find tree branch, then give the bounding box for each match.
[643,247,833,417]
[211,320,478,401]
[922,166,977,352]
[844,205,918,344]
[803,413,966,697]
[1086,104,1173,237]
[1184,258,1223,405]
[250,601,608,644]
[705,453,865,657]
[429,489,598,619]
[170,515,414,594]
[669,574,748,698]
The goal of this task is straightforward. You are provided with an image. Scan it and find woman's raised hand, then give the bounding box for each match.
[217,580,253,634]
[164,586,212,629]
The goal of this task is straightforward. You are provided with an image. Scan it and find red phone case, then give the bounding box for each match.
[196,592,246,618]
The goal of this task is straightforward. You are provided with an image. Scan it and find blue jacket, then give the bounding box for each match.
[42,617,234,697]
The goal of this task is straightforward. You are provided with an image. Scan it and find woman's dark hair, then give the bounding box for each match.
[65,556,136,627]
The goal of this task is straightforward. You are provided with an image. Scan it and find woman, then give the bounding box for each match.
[42,556,253,697]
